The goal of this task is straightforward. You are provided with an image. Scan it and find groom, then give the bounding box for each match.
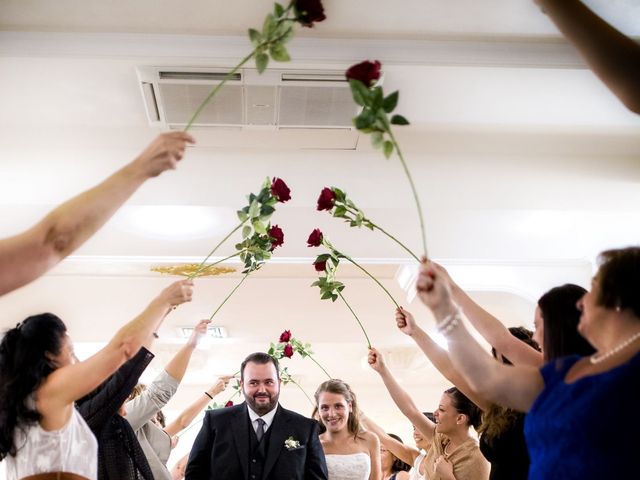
[185,352,328,480]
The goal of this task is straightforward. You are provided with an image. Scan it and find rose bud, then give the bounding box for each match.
[316,187,336,211]
[283,343,294,358]
[279,330,292,343]
[225,401,234,408]
[294,0,326,27]
[271,177,291,202]
[345,60,382,87]
[313,259,327,272]
[307,228,323,247]
[268,225,284,251]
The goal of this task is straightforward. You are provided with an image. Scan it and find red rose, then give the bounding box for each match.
[271,177,291,202]
[283,343,294,358]
[345,60,382,87]
[294,0,326,27]
[225,401,234,408]
[316,187,336,211]
[314,259,327,272]
[268,225,284,251]
[307,228,323,247]
[279,330,292,343]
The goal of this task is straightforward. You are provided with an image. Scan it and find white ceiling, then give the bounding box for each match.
[1,0,640,465]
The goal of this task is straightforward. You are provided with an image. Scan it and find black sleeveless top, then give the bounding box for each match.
[478,412,530,480]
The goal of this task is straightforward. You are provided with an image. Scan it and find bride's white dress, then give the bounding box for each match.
[325,452,371,480]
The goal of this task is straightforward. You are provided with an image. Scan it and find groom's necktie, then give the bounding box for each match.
[256,418,266,442]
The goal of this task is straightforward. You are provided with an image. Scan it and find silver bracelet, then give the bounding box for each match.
[437,309,462,336]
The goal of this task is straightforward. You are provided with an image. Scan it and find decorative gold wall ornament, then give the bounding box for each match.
[151,264,236,277]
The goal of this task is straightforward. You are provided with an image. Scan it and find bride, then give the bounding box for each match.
[315,379,382,480]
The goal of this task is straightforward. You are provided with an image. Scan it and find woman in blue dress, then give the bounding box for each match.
[413,246,640,479]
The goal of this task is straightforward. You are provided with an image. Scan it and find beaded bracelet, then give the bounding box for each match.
[437,309,462,336]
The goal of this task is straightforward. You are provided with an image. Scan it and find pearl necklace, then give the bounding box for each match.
[589,330,640,364]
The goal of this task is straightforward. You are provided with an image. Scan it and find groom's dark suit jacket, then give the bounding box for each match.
[185,402,328,480]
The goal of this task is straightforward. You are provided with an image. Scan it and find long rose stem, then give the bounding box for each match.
[337,251,400,309]
[338,291,372,348]
[195,252,242,276]
[287,377,315,406]
[339,204,419,261]
[307,354,331,379]
[189,222,246,280]
[209,273,250,320]
[184,52,255,132]
[387,129,429,259]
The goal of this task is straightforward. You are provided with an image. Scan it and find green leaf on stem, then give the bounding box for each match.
[383,140,394,158]
[237,210,248,222]
[371,86,384,111]
[390,114,410,125]
[242,225,252,239]
[256,52,269,73]
[248,200,260,218]
[269,43,291,62]
[263,14,276,37]
[248,28,262,46]
[348,79,371,106]
[383,91,399,113]
[371,131,384,148]
[274,2,284,17]
[333,205,347,218]
[354,109,375,130]
[252,220,267,234]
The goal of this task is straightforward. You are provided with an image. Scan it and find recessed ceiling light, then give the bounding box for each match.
[179,326,228,339]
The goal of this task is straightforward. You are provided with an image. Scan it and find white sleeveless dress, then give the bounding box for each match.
[326,452,371,480]
[408,451,426,480]
[6,408,98,480]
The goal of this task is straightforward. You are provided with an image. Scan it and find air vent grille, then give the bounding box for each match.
[159,71,241,81]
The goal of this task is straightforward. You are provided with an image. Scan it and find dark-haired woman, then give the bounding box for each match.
[395,306,537,480]
[368,349,489,480]
[380,433,410,480]
[417,247,640,479]
[0,279,193,480]
[431,263,594,366]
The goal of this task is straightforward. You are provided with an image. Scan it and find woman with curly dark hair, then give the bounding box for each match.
[0,280,193,480]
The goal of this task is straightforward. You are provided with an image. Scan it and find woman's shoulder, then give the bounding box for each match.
[360,430,379,448]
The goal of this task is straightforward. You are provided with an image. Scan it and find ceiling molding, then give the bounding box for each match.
[0,31,587,69]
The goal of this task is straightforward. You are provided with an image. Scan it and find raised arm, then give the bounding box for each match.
[39,280,194,418]
[535,0,640,114]
[395,307,491,411]
[163,319,210,382]
[77,347,155,432]
[164,375,233,437]
[417,262,544,412]
[125,318,211,431]
[0,132,194,296]
[367,348,436,442]
[360,413,419,467]
[432,263,542,367]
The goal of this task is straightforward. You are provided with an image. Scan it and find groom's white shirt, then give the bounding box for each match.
[247,403,278,435]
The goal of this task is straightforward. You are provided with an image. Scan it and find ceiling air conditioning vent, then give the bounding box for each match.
[137,66,367,149]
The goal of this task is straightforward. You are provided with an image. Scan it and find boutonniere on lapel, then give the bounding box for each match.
[284,436,301,450]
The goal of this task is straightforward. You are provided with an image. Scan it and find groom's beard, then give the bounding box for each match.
[244,389,279,415]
